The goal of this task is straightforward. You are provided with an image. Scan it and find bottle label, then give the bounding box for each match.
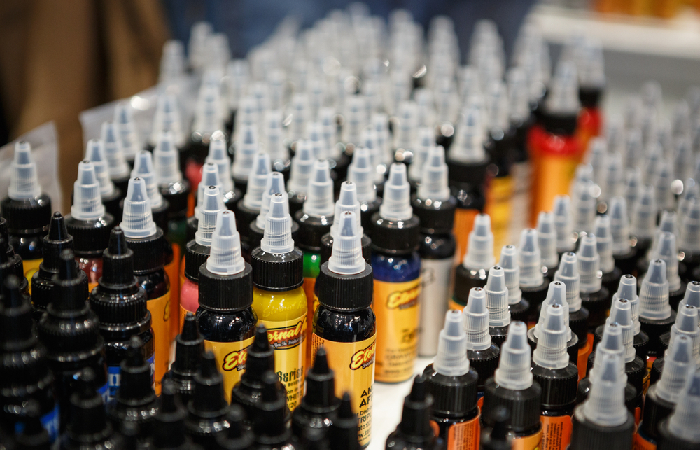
[477,393,484,410]
[577,336,593,380]
[454,209,480,265]
[432,416,480,450]
[22,258,43,292]
[167,243,182,342]
[417,258,454,356]
[303,276,317,370]
[106,354,156,403]
[633,430,657,450]
[146,290,171,394]
[311,333,376,448]
[259,314,307,411]
[373,278,421,383]
[530,152,578,226]
[539,414,572,450]
[14,404,59,443]
[510,161,532,239]
[511,430,542,450]
[486,176,513,260]
[449,297,465,311]
[204,336,255,402]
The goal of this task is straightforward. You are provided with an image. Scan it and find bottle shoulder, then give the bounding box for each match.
[313,305,376,343]
[196,307,257,342]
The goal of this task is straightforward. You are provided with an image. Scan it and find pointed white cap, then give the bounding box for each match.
[639,259,672,321]
[319,107,340,160]
[609,196,632,255]
[651,231,681,292]
[8,142,41,200]
[330,182,362,238]
[153,132,183,186]
[668,304,700,365]
[577,234,602,293]
[100,122,130,179]
[195,186,225,246]
[261,194,295,254]
[533,303,570,369]
[485,266,510,327]
[499,245,522,306]
[654,161,675,212]
[680,281,700,310]
[545,60,580,115]
[347,148,377,203]
[120,178,156,238]
[518,229,543,287]
[591,321,625,376]
[71,161,105,220]
[195,163,223,219]
[304,160,335,217]
[624,168,641,217]
[594,216,615,273]
[463,214,495,270]
[409,127,435,183]
[372,113,392,167]
[115,103,142,159]
[131,151,163,209]
[417,146,450,201]
[206,210,246,275]
[463,288,491,351]
[450,104,486,163]
[572,178,596,235]
[631,185,657,239]
[288,140,314,195]
[379,163,413,221]
[535,281,571,341]
[657,334,694,404]
[665,367,700,442]
[613,275,641,335]
[680,198,700,253]
[328,211,365,275]
[494,322,533,390]
[289,93,310,141]
[231,124,260,179]
[242,153,271,210]
[537,212,559,268]
[205,136,233,192]
[554,252,582,312]
[434,310,470,376]
[554,196,576,253]
[607,297,636,362]
[307,122,327,161]
[582,352,628,427]
[255,172,286,229]
[84,139,115,197]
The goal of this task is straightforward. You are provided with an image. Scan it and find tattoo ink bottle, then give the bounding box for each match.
[656,368,700,450]
[594,215,622,297]
[66,161,114,290]
[630,186,657,261]
[447,105,489,265]
[518,230,548,324]
[58,368,123,450]
[250,173,299,254]
[84,138,122,225]
[251,193,306,411]
[1,142,52,280]
[464,288,500,408]
[327,392,361,450]
[231,124,261,196]
[636,335,694,450]
[452,214,494,311]
[251,372,297,450]
[321,182,371,267]
[568,353,635,450]
[423,311,480,450]
[553,253,590,373]
[37,250,107,431]
[484,267,511,348]
[577,234,611,335]
[385,375,439,450]
[608,197,637,276]
[184,351,230,447]
[651,304,700,386]
[237,153,272,261]
[108,336,157,441]
[148,379,197,450]
[312,211,376,447]
[296,160,335,314]
[537,212,559,281]
[0,276,58,443]
[531,303,578,450]
[30,213,72,320]
[371,163,421,382]
[651,232,686,311]
[347,149,382,237]
[291,347,340,438]
[481,322,542,450]
[287,140,314,220]
[120,178,171,393]
[197,211,256,400]
[230,324,275,424]
[528,281,579,366]
[638,259,676,369]
[89,226,154,402]
[553,196,576,258]
[166,312,203,407]
[498,245,528,325]
[100,122,131,198]
[413,147,457,356]
[181,186,225,327]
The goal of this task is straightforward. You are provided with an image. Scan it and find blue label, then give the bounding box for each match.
[14,404,59,443]
[98,382,110,404]
[107,354,156,402]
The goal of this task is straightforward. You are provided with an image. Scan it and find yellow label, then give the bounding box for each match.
[540,415,572,450]
[486,176,513,260]
[633,432,657,450]
[303,277,317,369]
[512,430,542,450]
[433,416,480,450]
[311,333,375,447]
[531,156,577,226]
[147,291,171,394]
[204,336,255,402]
[373,278,421,383]
[454,209,480,265]
[165,244,181,342]
[259,315,307,411]
[22,258,42,293]
[449,298,465,311]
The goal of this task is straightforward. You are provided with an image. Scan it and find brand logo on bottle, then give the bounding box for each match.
[349,340,376,370]
[267,318,306,350]
[386,286,420,310]
[222,348,248,371]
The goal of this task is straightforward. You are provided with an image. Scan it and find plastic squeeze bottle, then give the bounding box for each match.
[528,281,579,366]
[320,181,372,267]
[638,259,676,370]
[249,172,299,253]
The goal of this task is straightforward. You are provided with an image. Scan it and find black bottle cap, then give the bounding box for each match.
[370,214,420,254]
[541,109,578,136]
[250,247,304,291]
[0,194,52,235]
[171,313,204,382]
[160,180,191,219]
[151,379,191,450]
[235,201,260,243]
[31,213,73,313]
[38,250,102,358]
[253,371,291,444]
[639,312,676,358]
[216,405,254,450]
[65,213,115,258]
[532,364,579,410]
[480,406,512,450]
[189,351,228,416]
[422,364,478,418]
[481,378,542,434]
[0,275,34,350]
[393,375,435,442]
[315,261,373,311]
[183,239,210,282]
[115,336,156,408]
[90,227,149,325]
[568,405,634,450]
[124,226,167,274]
[412,196,457,233]
[579,86,603,109]
[657,419,700,450]
[15,401,50,450]
[198,263,253,311]
[233,324,275,411]
[328,393,360,450]
[295,211,333,253]
[299,347,340,414]
[446,159,488,188]
[65,368,115,444]
[467,346,500,391]
[453,265,489,305]
[320,233,372,267]
[640,385,675,442]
